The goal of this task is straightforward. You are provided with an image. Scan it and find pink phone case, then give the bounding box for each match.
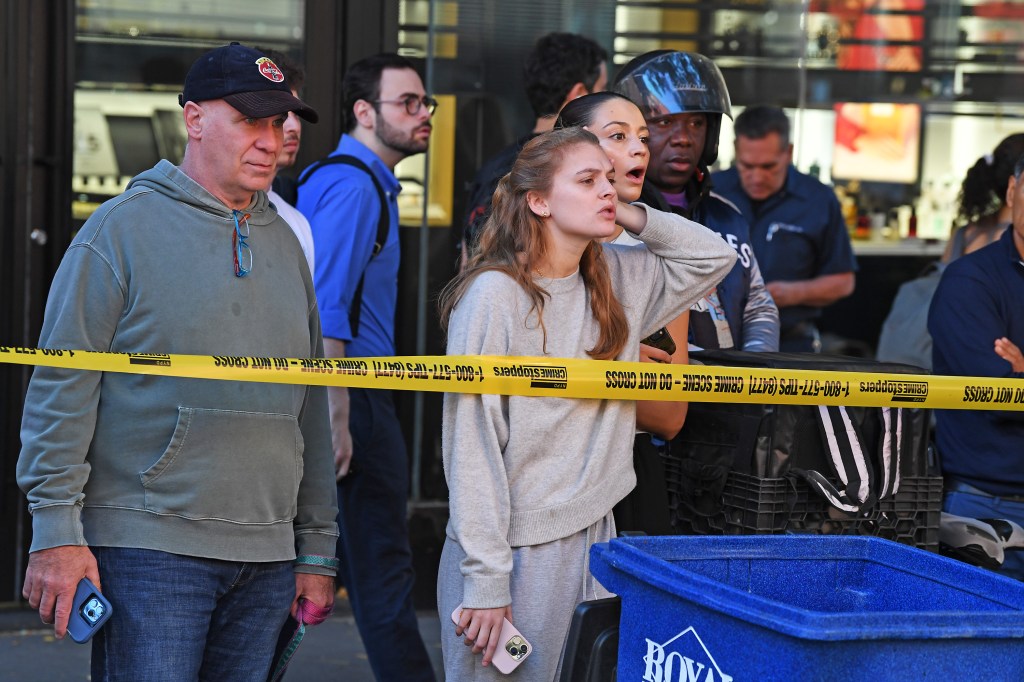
[451,604,533,674]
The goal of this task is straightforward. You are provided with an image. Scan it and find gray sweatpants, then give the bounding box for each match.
[437,513,615,681]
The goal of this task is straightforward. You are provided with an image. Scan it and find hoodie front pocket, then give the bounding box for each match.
[141,407,304,524]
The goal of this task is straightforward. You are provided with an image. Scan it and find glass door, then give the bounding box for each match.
[72,0,306,225]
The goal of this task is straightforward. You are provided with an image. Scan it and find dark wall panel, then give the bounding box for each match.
[1,0,75,603]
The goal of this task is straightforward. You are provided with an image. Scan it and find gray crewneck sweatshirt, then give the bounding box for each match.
[442,204,737,608]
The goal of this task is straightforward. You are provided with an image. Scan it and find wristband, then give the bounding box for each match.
[294,554,339,571]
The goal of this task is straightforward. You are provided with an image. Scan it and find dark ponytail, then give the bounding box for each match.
[955,133,1024,226]
[555,91,639,130]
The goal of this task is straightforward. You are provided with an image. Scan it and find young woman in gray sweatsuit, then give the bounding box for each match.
[437,127,736,680]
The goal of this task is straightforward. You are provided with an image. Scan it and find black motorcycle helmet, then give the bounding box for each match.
[613,50,732,167]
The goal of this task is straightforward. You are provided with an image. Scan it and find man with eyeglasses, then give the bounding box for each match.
[17,43,338,679]
[297,53,436,681]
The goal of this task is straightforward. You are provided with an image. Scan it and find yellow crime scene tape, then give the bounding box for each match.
[3,345,1023,411]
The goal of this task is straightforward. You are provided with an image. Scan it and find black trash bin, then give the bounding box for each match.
[559,597,620,682]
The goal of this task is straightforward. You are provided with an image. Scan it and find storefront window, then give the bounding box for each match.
[397,0,616,231]
[615,0,1024,242]
[396,0,1023,356]
[401,0,1023,244]
[72,0,305,222]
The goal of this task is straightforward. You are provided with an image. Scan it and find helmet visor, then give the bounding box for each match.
[615,52,732,120]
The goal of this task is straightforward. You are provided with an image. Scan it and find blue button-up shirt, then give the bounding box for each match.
[297,135,402,358]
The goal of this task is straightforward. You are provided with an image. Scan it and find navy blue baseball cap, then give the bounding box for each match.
[179,42,318,123]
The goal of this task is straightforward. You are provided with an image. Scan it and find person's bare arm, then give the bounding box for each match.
[615,201,649,234]
[766,272,855,308]
[636,311,691,440]
[323,337,353,479]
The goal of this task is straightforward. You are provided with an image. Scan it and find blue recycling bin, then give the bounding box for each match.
[589,535,1024,681]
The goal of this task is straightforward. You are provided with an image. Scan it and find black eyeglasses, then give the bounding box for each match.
[232,210,252,277]
[373,95,438,117]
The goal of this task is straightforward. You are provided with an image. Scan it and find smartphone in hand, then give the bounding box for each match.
[67,578,113,643]
[641,326,677,359]
[451,604,532,674]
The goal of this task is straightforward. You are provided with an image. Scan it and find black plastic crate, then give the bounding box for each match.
[666,469,943,552]
[678,351,934,480]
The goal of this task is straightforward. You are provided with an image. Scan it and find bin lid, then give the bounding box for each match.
[590,535,1024,641]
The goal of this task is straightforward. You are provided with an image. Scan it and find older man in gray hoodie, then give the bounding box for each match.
[17,43,338,680]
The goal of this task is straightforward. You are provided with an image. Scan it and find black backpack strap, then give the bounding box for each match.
[297,154,390,337]
[793,405,876,513]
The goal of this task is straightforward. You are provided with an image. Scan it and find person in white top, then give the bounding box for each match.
[262,49,315,275]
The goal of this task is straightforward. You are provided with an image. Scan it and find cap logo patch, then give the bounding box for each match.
[255,57,285,83]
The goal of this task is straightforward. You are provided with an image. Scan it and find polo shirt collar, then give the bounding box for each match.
[746,165,799,217]
[1000,223,1024,266]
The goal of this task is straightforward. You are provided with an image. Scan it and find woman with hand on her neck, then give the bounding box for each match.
[557,92,696,534]
[437,126,734,680]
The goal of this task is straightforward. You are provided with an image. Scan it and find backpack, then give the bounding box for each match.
[297,155,389,337]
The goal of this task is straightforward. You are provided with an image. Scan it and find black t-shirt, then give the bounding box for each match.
[271,174,299,206]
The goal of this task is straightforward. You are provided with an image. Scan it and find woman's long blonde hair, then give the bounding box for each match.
[439,127,629,360]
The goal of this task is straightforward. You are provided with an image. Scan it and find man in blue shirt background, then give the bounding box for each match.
[715,105,857,352]
[928,153,1024,580]
[297,53,436,680]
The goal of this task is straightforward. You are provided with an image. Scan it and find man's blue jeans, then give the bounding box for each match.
[90,546,294,682]
[944,486,1024,580]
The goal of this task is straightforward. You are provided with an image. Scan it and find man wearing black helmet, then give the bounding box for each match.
[615,51,779,353]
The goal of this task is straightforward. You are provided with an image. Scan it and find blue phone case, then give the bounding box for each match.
[67,578,113,643]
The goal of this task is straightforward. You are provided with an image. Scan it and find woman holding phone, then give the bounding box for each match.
[557,92,694,533]
[437,126,735,679]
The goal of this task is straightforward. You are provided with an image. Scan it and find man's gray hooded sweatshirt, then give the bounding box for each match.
[17,160,338,573]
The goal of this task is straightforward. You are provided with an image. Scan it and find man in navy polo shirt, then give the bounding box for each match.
[715,105,857,352]
[297,53,436,680]
[928,153,1024,580]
